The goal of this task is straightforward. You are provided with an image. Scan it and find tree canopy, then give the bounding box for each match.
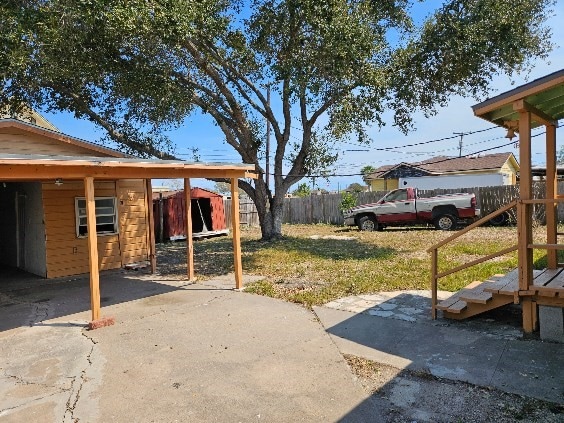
[0,0,555,239]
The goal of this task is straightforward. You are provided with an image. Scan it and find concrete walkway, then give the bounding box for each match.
[1,271,563,423]
[315,290,564,405]
[0,271,379,422]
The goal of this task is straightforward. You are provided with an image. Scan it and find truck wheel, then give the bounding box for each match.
[488,212,508,226]
[358,216,378,231]
[434,214,456,231]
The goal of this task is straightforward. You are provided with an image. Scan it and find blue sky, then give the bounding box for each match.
[42,1,564,192]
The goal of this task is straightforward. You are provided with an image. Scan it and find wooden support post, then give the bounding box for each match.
[184,179,194,280]
[145,179,157,273]
[546,124,558,268]
[517,108,535,332]
[85,177,101,322]
[231,178,243,289]
[521,300,538,333]
[430,248,438,320]
[158,192,164,244]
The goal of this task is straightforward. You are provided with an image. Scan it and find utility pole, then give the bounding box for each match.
[265,85,271,191]
[453,132,467,157]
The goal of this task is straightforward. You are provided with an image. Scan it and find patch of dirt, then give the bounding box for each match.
[345,355,564,423]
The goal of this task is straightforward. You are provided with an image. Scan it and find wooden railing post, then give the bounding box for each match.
[546,124,558,268]
[431,248,438,320]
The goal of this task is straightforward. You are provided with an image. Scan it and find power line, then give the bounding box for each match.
[275,131,548,178]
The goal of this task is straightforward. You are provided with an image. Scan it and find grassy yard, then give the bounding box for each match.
[157,223,555,307]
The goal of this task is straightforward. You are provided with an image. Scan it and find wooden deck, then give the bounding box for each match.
[437,268,564,320]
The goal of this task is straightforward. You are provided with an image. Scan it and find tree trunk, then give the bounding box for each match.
[252,183,284,241]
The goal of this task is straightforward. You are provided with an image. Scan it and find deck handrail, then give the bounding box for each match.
[428,200,518,319]
[521,198,564,204]
[426,200,517,253]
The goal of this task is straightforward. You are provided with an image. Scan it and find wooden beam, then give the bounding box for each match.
[546,124,558,268]
[0,165,254,181]
[85,176,101,322]
[513,99,558,127]
[231,178,243,289]
[517,110,534,333]
[184,179,194,281]
[145,179,157,273]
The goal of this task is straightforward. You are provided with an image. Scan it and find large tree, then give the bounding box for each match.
[0,0,554,239]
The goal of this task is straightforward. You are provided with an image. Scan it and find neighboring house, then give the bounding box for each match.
[366,152,519,191]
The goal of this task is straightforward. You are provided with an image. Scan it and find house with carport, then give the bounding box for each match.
[0,110,254,324]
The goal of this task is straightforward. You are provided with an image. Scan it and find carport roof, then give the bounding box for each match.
[0,153,256,181]
[472,68,564,129]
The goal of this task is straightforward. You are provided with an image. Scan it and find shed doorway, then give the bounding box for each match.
[153,188,229,241]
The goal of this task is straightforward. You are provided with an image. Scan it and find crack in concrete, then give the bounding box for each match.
[2,371,69,392]
[27,301,51,327]
[0,289,53,327]
[62,332,97,423]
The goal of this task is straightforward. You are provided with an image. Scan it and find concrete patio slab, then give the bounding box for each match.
[0,271,379,422]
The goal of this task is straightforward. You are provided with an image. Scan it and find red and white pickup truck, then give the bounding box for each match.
[343,188,480,231]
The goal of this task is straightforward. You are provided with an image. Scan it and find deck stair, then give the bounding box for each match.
[437,269,545,320]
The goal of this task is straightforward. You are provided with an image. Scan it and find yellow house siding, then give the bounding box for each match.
[500,160,518,185]
[117,179,149,265]
[43,181,122,278]
[0,128,114,157]
[370,179,398,191]
[42,179,149,278]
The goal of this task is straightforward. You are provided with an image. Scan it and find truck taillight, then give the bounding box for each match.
[471,197,476,207]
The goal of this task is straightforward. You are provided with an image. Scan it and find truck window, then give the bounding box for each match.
[385,190,407,202]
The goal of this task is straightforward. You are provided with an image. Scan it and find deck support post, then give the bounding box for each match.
[430,249,438,319]
[546,124,558,269]
[516,107,535,332]
[85,176,101,322]
[145,179,157,273]
[231,178,243,289]
[184,179,194,281]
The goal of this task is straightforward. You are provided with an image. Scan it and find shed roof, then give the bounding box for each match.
[472,69,564,128]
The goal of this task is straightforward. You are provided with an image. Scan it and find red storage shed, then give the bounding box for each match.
[153,188,228,241]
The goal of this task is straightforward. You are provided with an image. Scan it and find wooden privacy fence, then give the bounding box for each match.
[223,182,564,228]
[224,197,260,228]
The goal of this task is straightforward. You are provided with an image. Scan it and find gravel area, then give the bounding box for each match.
[346,355,564,423]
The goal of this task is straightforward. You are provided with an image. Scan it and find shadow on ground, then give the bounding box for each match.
[0,266,181,333]
[315,291,564,405]
[156,236,396,278]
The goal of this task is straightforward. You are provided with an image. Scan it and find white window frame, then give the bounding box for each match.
[75,197,119,237]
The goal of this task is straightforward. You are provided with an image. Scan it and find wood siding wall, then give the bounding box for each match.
[224,182,564,228]
[0,128,112,156]
[42,179,148,278]
[117,180,149,265]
